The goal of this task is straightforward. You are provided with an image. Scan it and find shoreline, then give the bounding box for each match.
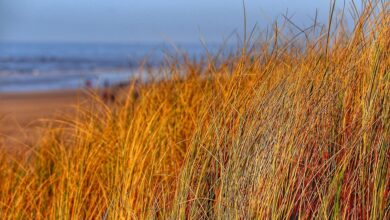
[0,70,134,93]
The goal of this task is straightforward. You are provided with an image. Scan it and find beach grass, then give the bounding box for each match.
[0,1,389,219]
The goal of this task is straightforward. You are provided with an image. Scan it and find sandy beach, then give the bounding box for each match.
[0,90,87,151]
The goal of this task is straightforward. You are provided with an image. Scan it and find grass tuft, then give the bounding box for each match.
[0,1,389,219]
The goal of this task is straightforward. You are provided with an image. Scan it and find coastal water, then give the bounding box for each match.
[0,43,209,93]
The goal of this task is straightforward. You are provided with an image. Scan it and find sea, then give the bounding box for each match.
[0,42,212,93]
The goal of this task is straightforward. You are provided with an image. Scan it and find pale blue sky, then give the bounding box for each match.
[0,0,356,43]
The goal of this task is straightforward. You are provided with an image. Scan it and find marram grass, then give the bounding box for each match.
[0,2,389,219]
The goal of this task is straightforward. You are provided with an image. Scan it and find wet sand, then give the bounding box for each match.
[0,90,88,151]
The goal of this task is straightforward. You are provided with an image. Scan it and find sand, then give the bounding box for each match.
[0,90,88,151]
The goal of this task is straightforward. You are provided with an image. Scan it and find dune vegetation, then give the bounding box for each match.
[0,1,389,219]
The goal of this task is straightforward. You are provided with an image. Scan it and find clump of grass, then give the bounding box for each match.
[0,1,389,219]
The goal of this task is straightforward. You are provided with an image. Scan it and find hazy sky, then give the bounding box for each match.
[0,0,355,43]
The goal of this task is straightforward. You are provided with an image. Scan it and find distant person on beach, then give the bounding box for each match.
[102,80,116,103]
[85,79,92,88]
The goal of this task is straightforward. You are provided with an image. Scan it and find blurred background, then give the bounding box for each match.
[0,0,358,92]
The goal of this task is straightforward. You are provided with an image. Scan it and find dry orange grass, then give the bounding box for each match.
[0,1,389,219]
